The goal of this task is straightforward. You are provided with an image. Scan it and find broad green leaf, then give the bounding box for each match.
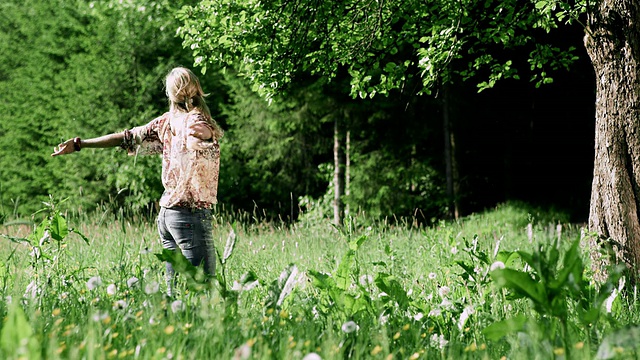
[49,212,68,241]
[483,315,527,341]
[490,268,547,307]
[375,272,410,309]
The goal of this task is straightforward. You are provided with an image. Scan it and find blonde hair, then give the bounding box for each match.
[165,67,223,138]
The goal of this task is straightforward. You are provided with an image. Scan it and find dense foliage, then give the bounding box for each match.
[0,0,595,223]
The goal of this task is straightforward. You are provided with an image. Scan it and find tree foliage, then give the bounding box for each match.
[178,0,584,100]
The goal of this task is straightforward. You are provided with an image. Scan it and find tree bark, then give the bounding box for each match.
[585,0,640,276]
[443,85,460,220]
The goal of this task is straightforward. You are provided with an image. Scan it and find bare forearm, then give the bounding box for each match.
[80,132,124,149]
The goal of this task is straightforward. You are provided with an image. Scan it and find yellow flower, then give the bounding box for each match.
[371,345,383,356]
[164,325,175,335]
[385,354,394,360]
[409,353,420,360]
[614,346,624,354]
[402,324,410,331]
[157,347,166,354]
[574,342,584,350]
[553,348,565,356]
[393,332,401,340]
[52,308,61,317]
[107,349,118,358]
[479,343,486,350]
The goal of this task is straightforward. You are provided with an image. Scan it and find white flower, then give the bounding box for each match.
[439,298,453,310]
[378,313,389,325]
[604,289,618,313]
[438,286,450,297]
[127,277,139,288]
[341,320,359,333]
[302,353,322,360]
[29,246,41,259]
[92,312,108,322]
[428,272,437,280]
[413,312,424,321]
[113,300,128,310]
[87,276,102,291]
[106,284,117,296]
[359,274,374,286]
[428,308,442,317]
[451,246,458,254]
[171,300,185,313]
[149,316,158,325]
[430,334,448,349]
[490,261,506,271]
[457,306,474,330]
[234,344,251,360]
[407,288,413,296]
[145,281,159,294]
[24,280,39,299]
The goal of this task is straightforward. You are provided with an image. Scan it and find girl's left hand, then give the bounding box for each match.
[51,138,76,157]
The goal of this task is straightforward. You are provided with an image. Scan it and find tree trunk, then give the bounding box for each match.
[443,85,460,220]
[333,117,342,227]
[585,0,640,276]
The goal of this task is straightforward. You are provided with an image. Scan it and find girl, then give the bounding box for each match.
[52,67,223,296]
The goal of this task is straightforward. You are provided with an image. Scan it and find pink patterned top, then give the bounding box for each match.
[121,112,221,209]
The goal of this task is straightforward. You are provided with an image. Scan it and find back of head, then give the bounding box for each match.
[165,67,210,118]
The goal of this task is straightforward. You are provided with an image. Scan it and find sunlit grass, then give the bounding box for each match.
[0,201,637,359]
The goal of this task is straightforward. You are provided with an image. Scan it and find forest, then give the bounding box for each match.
[0,0,596,224]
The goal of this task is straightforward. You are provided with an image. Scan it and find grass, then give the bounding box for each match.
[0,201,637,359]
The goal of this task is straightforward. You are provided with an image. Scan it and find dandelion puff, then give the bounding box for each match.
[87,276,102,291]
[171,300,185,313]
[490,261,505,271]
[428,272,437,280]
[413,312,424,321]
[438,286,450,297]
[127,277,139,288]
[359,274,374,286]
[145,281,159,294]
[106,284,117,296]
[302,353,322,360]
[451,246,458,255]
[113,300,128,310]
[440,298,453,310]
[341,320,359,333]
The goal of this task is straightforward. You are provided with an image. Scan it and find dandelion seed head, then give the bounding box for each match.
[106,284,117,296]
[127,277,139,288]
[144,281,159,294]
[341,320,359,333]
[490,261,506,271]
[87,276,102,291]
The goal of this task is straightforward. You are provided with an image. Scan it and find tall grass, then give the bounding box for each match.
[0,201,637,359]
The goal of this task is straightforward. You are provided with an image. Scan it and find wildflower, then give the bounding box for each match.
[92,312,109,322]
[302,353,322,360]
[438,286,450,297]
[87,276,102,291]
[29,246,41,259]
[113,300,128,310]
[457,306,474,330]
[170,300,185,313]
[440,298,453,309]
[144,281,159,294]
[371,346,383,356]
[451,246,458,254]
[107,284,117,296]
[490,261,505,271]
[341,320,359,334]
[413,312,424,321]
[428,272,437,280]
[234,344,252,360]
[127,277,139,288]
[24,281,39,299]
[359,274,374,286]
[164,325,175,335]
[428,309,441,317]
[379,313,389,325]
[430,334,448,349]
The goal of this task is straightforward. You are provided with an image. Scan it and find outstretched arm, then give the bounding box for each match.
[51,132,124,157]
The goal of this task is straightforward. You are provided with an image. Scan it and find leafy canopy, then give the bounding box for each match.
[178,0,585,100]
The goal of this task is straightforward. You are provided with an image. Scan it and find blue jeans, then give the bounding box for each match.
[157,207,214,295]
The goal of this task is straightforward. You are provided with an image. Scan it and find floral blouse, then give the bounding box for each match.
[121,112,221,209]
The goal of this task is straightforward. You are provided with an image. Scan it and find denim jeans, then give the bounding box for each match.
[157,207,214,295]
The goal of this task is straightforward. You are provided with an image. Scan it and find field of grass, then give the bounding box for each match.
[0,201,638,359]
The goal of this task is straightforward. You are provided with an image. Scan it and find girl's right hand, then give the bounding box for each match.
[51,138,76,157]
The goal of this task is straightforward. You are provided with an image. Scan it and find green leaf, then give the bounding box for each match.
[490,268,547,307]
[483,315,527,341]
[50,212,68,241]
[375,272,410,309]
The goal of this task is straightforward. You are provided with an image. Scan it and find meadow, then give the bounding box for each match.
[0,200,638,360]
